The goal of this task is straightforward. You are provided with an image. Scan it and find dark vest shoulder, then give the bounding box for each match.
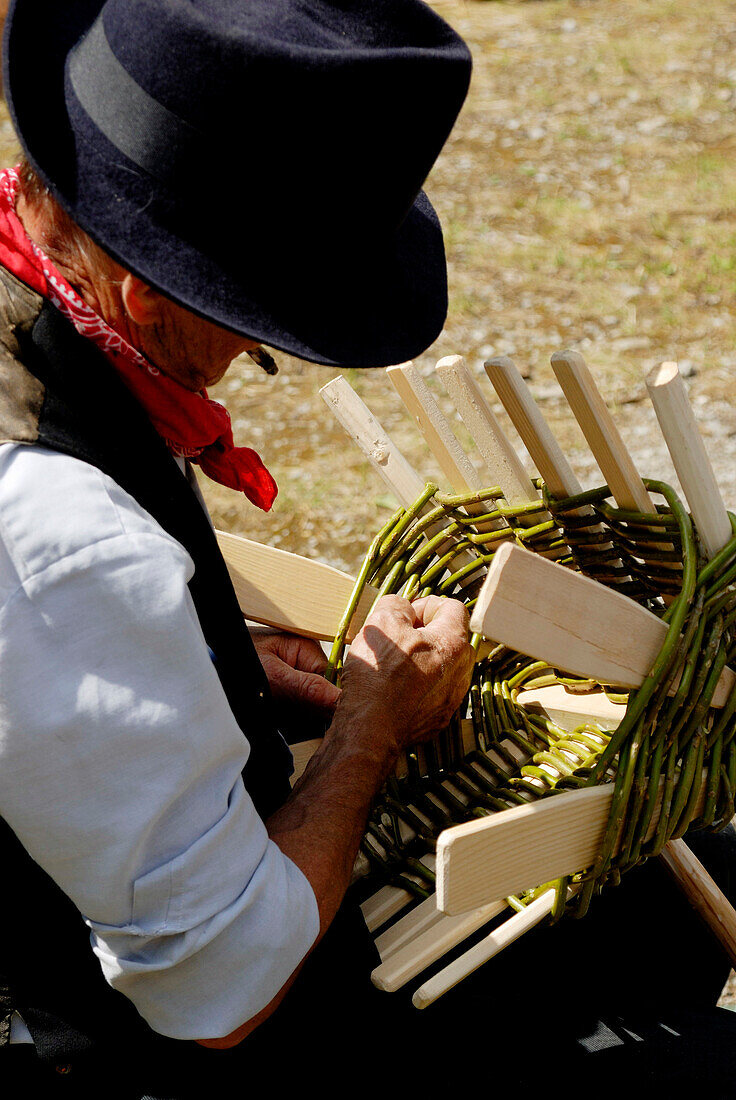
[0,267,45,445]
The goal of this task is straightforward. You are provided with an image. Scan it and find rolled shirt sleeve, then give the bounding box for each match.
[0,444,319,1039]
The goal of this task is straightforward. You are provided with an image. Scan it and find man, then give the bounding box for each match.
[3,3,736,1098]
[0,0,480,1094]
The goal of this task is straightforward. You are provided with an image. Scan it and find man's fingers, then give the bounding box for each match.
[414,596,474,697]
[260,654,341,712]
[287,668,341,712]
[250,628,330,676]
[365,594,419,628]
[287,636,329,676]
[412,595,469,636]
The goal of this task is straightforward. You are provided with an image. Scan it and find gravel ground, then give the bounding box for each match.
[2,1,736,571]
[203,0,736,570]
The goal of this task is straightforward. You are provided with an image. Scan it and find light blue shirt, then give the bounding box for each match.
[0,441,319,1040]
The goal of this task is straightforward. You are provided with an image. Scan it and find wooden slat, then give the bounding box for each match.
[361,883,417,933]
[373,894,447,961]
[484,353,617,569]
[217,530,377,641]
[413,888,559,1008]
[551,348,683,608]
[386,362,483,495]
[470,542,664,689]
[658,841,736,964]
[320,375,426,506]
[359,855,437,932]
[372,896,507,992]
[469,542,734,704]
[436,770,707,914]
[387,360,507,539]
[517,683,627,731]
[320,374,481,574]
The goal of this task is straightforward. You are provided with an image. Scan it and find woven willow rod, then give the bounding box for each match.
[321,353,736,1005]
[484,355,736,935]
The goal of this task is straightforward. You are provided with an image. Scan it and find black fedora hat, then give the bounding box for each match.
[4,0,471,368]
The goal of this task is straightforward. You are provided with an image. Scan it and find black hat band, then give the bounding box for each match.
[68,16,203,186]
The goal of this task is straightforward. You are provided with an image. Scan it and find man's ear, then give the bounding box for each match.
[121,274,162,326]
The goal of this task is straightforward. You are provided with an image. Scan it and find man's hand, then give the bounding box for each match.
[250,627,341,715]
[336,594,474,763]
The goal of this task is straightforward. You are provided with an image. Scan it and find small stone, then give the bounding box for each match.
[678,359,698,378]
[619,387,647,405]
[611,336,650,351]
[636,115,667,134]
[532,383,562,402]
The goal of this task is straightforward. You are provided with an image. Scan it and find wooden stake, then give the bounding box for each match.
[435,354,547,521]
[373,893,448,961]
[387,361,507,537]
[320,375,426,506]
[372,897,507,992]
[412,888,559,1008]
[517,683,627,730]
[437,768,707,914]
[646,361,733,561]
[320,375,481,574]
[658,842,736,965]
[386,361,483,496]
[361,878,432,933]
[484,355,584,501]
[552,348,682,601]
[551,349,654,513]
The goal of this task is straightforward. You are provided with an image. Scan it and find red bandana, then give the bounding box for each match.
[0,168,277,511]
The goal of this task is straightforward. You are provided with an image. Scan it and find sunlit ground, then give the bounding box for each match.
[2,0,735,574]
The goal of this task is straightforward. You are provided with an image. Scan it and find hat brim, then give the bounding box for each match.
[4,0,449,368]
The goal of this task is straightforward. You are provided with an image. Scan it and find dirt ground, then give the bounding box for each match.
[2,0,736,1004]
[208,0,736,576]
[2,1,736,575]
[119,0,736,574]
[199,0,736,576]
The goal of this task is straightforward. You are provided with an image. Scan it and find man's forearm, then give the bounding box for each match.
[267,701,399,931]
[196,704,396,1049]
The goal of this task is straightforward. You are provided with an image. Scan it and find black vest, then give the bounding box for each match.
[0,267,303,1068]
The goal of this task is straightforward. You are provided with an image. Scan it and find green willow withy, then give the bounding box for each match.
[329,479,736,921]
